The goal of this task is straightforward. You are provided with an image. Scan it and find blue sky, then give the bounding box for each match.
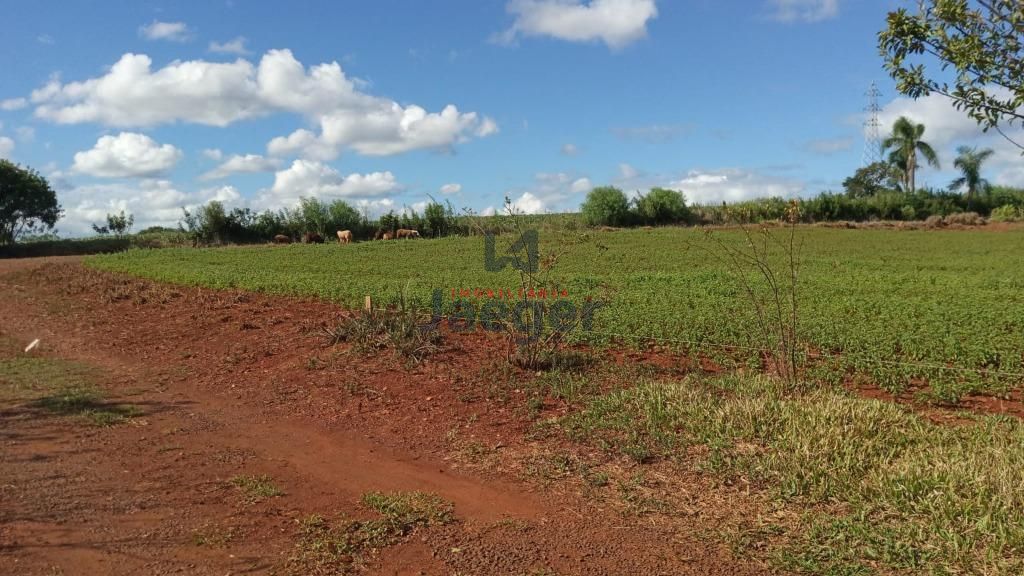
[0,0,1018,236]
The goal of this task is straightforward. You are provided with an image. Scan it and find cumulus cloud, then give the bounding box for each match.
[209,36,250,55]
[72,132,182,178]
[139,21,193,42]
[0,136,13,157]
[504,172,592,214]
[497,0,658,49]
[440,183,462,194]
[805,136,852,155]
[57,179,238,236]
[767,0,839,23]
[561,143,579,156]
[258,159,402,209]
[1,98,27,111]
[27,49,496,158]
[202,148,224,161]
[666,169,806,204]
[200,153,281,180]
[611,164,807,204]
[877,92,1024,187]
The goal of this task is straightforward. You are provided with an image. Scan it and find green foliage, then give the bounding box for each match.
[950,145,995,209]
[92,210,135,237]
[990,204,1022,222]
[565,375,1024,574]
[883,116,940,192]
[842,161,903,198]
[0,160,62,245]
[90,227,1024,400]
[633,187,692,225]
[880,1,1024,146]
[581,186,631,226]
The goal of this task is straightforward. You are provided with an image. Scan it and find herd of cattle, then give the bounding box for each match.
[272,229,422,245]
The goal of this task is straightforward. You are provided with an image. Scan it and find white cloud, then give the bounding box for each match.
[571,177,592,193]
[618,163,639,179]
[200,153,281,180]
[481,206,498,216]
[561,143,579,156]
[767,0,839,23]
[57,179,237,237]
[209,36,250,55]
[37,34,54,45]
[1,98,27,111]
[202,148,223,161]
[258,159,402,209]
[28,50,495,158]
[877,92,1024,187]
[504,172,591,214]
[511,191,545,214]
[440,183,462,194]
[805,136,852,155]
[667,168,806,204]
[72,132,182,178]
[497,0,658,49]
[139,21,192,42]
[0,136,13,157]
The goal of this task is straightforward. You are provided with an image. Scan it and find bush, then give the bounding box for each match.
[634,188,691,225]
[581,186,631,227]
[924,214,945,228]
[990,204,1021,222]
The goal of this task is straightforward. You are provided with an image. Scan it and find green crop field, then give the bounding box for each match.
[87,226,1024,401]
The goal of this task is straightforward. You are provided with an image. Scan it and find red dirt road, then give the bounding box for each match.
[0,258,774,575]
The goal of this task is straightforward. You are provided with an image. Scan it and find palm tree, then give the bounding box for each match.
[883,116,940,192]
[950,146,994,210]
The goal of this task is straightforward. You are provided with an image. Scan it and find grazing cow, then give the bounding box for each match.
[301,232,325,244]
[395,228,420,239]
[337,230,353,244]
[373,229,385,240]
[382,232,393,240]
[273,234,291,244]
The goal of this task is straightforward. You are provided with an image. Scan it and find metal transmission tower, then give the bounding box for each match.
[862,82,883,166]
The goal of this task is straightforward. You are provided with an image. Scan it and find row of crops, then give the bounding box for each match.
[88,226,1024,401]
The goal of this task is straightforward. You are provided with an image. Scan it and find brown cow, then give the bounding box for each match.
[272,234,291,244]
[373,229,385,240]
[336,230,353,244]
[301,232,324,244]
[382,232,393,240]
[395,228,420,239]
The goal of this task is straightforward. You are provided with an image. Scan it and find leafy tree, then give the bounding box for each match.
[843,162,904,197]
[581,186,631,226]
[634,187,691,224]
[423,200,458,237]
[298,197,330,236]
[879,0,1024,149]
[883,116,940,192]
[181,201,229,245]
[379,210,400,233]
[0,160,62,245]
[92,210,134,237]
[950,145,995,209]
[327,200,361,236]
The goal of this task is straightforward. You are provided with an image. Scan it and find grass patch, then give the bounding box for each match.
[0,356,139,427]
[287,491,454,575]
[230,474,283,502]
[563,375,1024,574]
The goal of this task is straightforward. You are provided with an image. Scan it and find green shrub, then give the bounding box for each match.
[581,186,631,227]
[634,187,692,225]
[990,204,1021,222]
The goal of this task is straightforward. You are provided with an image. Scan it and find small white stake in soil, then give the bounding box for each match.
[24,339,40,353]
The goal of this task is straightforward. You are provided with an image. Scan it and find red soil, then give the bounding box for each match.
[0,258,771,576]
